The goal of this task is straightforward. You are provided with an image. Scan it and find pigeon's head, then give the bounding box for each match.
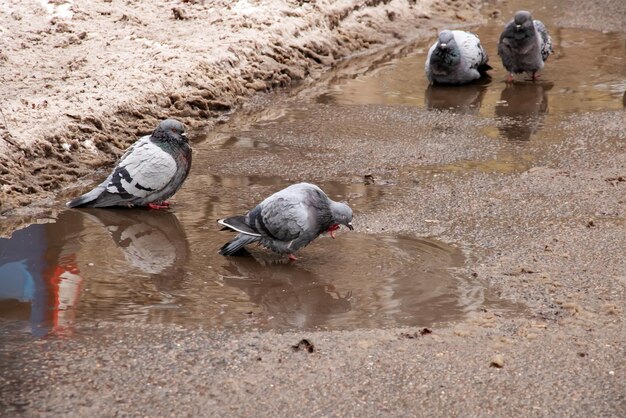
[433,30,460,66]
[437,30,456,51]
[513,10,533,31]
[330,201,354,231]
[154,119,188,144]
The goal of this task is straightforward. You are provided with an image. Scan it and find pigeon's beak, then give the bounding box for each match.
[516,24,522,30]
[439,43,447,50]
[181,132,187,137]
[347,222,354,231]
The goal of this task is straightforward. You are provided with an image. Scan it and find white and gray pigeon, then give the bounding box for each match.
[498,10,553,82]
[218,182,354,261]
[66,119,192,209]
[425,30,491,85]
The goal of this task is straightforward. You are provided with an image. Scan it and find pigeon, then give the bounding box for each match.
[425,30,491,85]
[497,10,553,82]
[66,119,192,209]
[218,182,354,260]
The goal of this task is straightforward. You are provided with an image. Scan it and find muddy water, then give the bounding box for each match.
[2,20,623,338]
[0,207,486,337]
[312,25,625,150]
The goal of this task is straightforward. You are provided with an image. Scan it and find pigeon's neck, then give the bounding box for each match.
[510,27,536,47]
[329,201,341,221]
[431,46,460,70]
[150,131,185,154]
[328,200,351,225]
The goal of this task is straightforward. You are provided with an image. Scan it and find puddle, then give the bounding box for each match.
[194,24,624,179]
[317,27,625,115]
[308,24,625,150]
[0,208,492,337]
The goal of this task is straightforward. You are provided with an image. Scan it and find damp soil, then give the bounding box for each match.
[0,0,625,416]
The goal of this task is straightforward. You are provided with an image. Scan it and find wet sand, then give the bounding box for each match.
[1,0,625,416]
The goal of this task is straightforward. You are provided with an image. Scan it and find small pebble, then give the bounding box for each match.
[490,354,505,368]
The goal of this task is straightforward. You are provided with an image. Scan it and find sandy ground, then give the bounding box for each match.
[1,0,625,416]
[0,0,480,214]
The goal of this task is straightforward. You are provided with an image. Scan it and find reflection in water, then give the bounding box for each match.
[82,209,189,291]
[215,233,485,330]
[495,81,553,141]
[425,83,488,114]
[222,257,351,329]
[0,210,191,338]
[0,211,84,337]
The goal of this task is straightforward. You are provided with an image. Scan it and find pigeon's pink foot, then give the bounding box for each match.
[531,71,541,81]
[505,73,514,83]
[148,203,170,210]
[327,224,340,239]
[288,254,298,262]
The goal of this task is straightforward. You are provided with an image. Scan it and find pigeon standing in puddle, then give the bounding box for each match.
[218,182,354,261]
[66,119,192,209]
[498,10,553,82]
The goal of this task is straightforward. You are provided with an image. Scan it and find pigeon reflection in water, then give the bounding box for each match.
[495,81,553,141]
[84,209,189,290]
[222,256,352,330]
[425,83,488,114]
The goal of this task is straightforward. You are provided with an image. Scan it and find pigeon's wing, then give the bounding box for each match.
[424,41,438,80]
[533,20,552,61]
[498,20,515,45]
[258,195,312,242]
[103,137,177,202]
[454,31,489,70]
[218,215,262,236]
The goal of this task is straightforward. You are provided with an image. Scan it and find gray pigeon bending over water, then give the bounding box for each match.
[218,182,354,261]
[425,30,491,85]
[66,119,192,209]
[498,10,553,82]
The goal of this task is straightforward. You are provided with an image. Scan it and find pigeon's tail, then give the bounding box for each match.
[219,234,259,256]
[66,185,106,208]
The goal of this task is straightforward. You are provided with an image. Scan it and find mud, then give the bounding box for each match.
[0,0,625,416]
[0,0,482,213]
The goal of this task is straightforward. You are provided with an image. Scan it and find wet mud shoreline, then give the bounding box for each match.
[0,0,481,215]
